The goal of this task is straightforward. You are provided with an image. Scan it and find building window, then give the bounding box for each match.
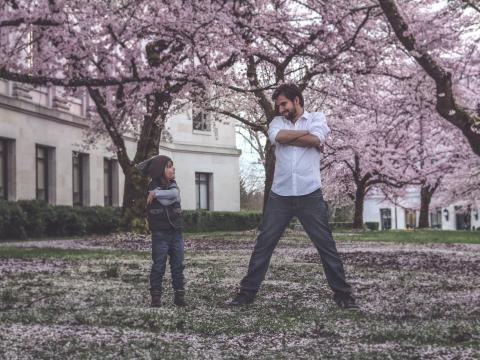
[430,208,442,229]
[0,139,7,200]
[36,145,55,202]
[72,152,89,206]
[405,209,417,229]
[0,138,15,201]
[195,172,211,210]
[104,158,118,206]
[192,109,211,132]
[104,158,114,206]
[455,206,471,230]
[380,208,392,230]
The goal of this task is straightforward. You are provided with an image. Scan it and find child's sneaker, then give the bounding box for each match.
[333,293,358,310]
[174,290,187,307]
[151,294,162,308]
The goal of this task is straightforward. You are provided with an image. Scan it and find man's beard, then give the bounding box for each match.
[283,108,297,120]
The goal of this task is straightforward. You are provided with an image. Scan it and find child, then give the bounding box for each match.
[143,155,186,308]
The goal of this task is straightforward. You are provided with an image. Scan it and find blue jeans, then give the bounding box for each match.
[240,188,351,296]
[150,229,185,295]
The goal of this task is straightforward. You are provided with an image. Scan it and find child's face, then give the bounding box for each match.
[165,161,175,181]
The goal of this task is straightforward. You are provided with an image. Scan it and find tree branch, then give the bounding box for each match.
[0,68,151,87]
[378,0,480,157]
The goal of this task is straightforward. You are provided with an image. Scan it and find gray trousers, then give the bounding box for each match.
[240,188,351,296]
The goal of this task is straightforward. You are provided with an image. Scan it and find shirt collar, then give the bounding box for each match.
[284,110,310,123]
[299,110,310,120]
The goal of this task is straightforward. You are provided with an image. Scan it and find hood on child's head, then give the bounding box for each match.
[135,155,173,188]
[148,155,172,178]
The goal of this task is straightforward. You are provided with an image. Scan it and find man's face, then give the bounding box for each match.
[275,95,297,121]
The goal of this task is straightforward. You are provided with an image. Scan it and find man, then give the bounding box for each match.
[230,84,357,309]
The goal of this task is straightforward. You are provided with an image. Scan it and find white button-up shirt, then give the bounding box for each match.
[268,111,330,196]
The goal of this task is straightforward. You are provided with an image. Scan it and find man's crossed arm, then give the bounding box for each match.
[275,130,324,150]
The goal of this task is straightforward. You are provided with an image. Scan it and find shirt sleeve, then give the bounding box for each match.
[152,186,179,201]
[267,116,284,145]
[309,112,330,144]
[157,197,177,206]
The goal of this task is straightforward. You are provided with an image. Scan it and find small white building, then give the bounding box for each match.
[363,187,480,230]
[0,80,241,211]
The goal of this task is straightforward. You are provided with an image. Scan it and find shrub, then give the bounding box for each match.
[330,222,354,230]
[17,199,49,237]
[365,222,380,231]
[1,201,122,239]
[79,206,121,235]
[0,201,28,239]
[44,206,87,237]
[182,210,262,232]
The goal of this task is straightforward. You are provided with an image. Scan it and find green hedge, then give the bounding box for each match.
[329,222,354,230]
[0,200,261,239]
[0,200,362,239]
[182,210,262,232]
[0,201,28,239]
[0,200,121,240]
[365,222,380,231]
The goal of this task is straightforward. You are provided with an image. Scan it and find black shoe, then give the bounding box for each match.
[229,292,255,306]
[151,295,162,308]
[333,293,358,309]
[174,290,187,307]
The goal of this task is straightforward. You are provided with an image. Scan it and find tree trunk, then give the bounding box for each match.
[88,86,172,232]
[120,164,150,232]
[353,183,366,229]
[262,140,276,212]
[418,184,435,228]
[120,91,172,232]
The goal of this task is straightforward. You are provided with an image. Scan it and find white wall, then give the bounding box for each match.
[0,80,241,211]
[172,150,240,211]
[0,104,128,205]
[364,188,480,231]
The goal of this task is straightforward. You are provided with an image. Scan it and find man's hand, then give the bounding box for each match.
[147,191,156,205]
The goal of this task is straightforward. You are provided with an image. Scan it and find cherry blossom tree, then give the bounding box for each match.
[318,76,417,228]
[378,0,480,156]
[0,0,240,229]
[2,0,478,231]
[208,0,383,211]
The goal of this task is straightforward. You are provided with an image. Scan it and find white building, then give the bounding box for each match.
[363,187,480,230]
[0,80,241,211]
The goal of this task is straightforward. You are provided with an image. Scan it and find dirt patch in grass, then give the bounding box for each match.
[303,250,480,275]
[0,258,71,275]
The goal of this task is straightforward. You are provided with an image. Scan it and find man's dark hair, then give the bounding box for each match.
[272,83,304,107]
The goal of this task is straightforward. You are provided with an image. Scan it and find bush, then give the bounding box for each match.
[365,222,380,231]
[1,201,264,239]
[330,222,354,230]
[45,206,87,237]
[0,201,28,239]
[0,200,123,240]
[17,199,49,237]
[183,210,262,232]
[78,206,121,235]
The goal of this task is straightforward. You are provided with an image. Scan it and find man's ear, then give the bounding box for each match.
[294,96,300,106]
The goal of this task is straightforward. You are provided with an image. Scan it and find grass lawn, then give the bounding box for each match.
[333,229,480,244]
[0,230,479,359]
